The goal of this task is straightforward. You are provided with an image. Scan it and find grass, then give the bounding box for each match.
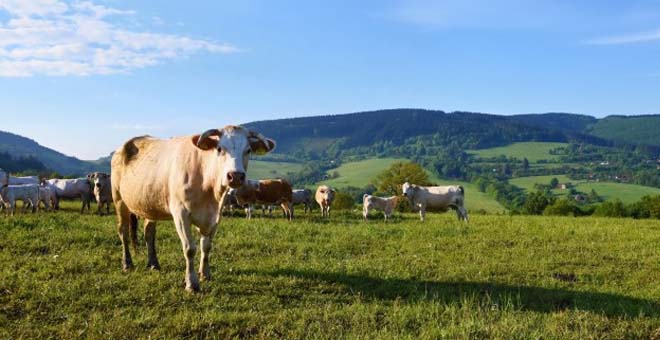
[468,142,568,163]
[317,158,506,213]
[510,175,660,204]
[246,160,303,180]
[1,201,659,338]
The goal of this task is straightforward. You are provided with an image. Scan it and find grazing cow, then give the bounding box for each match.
[0,184,39,215]
[9,175,39,185]
[315,185,336,218]
[222,189,240,215]
[37,186,53,211]
[111,125,275,292]
[291,188,313,216]
[88,172,112,215]
[363,194,400,221]
[402,182,468,222]
[233,179,293,220]
[45,178,93,213]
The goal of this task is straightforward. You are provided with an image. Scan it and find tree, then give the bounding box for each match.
[543,198,577,216]
[332,192,355,210]
[372,162,430,195]
[593,199,627,218]
[522,190,552,215]
[522,158,530,171]
[549,177,559,189]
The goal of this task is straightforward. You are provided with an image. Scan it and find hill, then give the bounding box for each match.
[0,130,106,175]
[587,115,660,147]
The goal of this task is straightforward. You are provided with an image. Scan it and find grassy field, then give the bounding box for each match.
[317,158,506,213]
[468,142,568,163]
[510,175,660,203]
[1,202,659,338]
[247,160,303,180]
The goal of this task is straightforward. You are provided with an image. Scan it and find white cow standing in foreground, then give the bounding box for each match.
[402,182,468,222]
[363,194,400,222]
[111,125,275,292]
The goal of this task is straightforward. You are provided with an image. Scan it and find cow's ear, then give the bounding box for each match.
[192,134,219,151]
[248,131,276,155]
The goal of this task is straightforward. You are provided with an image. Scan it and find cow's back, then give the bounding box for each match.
[111,136,178,220]
[257,179,292,203]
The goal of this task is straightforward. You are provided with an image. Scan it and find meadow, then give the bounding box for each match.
[510,175,660,204]
[1,201,659,339]
[467,142,568,163]
[315,158,506,214]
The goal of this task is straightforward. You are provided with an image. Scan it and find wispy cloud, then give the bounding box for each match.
[0,0,239,77]
[585,28,660,45]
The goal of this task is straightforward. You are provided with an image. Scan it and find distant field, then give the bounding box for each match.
[510,175,660,203]
[319,158,407,188]
[317,158,506,213]
[468,142,568,162]
[2,203,659,338]
[247,160,302,180]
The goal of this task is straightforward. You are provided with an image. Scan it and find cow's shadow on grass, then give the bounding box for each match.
[253,268,660,318]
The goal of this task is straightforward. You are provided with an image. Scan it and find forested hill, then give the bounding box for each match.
[0,130,105,175]
[244,109,659,158]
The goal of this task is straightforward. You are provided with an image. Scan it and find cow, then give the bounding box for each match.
[88,172,112,215]
[9,175,39,185]
[222,188,240,216]
[0,184,40,215]
[315,185,336,218]
[363,194,400,222]
[37,186,53,211]
[233,179,293,220]
[291,188,313,216]
[401,182,468,222]
[111,125,275,292]
[45,178,93,213]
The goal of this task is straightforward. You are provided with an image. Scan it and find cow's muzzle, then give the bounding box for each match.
[226,171,245,188]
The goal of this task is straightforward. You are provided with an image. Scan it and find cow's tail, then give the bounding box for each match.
[129,213,139,251]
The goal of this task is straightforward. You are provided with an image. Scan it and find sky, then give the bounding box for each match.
[0,0,659,159]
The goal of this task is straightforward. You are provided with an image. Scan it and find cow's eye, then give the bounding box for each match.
[218,147,226,155]
[245,149,252,155]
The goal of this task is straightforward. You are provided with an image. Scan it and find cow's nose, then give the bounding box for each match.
[227,171,245,188]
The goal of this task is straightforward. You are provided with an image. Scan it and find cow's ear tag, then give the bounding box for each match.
[253,146,268,155]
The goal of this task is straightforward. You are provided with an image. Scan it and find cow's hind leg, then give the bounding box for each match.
[172,208,199,292]
[116,200,134,270]
[144,219,160,270]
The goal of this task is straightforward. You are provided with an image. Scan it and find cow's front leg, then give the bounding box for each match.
[172,208,199,292]
[418,204,426,222]
[199,225,217,281]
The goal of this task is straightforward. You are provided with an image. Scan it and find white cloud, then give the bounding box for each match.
[0,0,239,77]
[585,29,660,45]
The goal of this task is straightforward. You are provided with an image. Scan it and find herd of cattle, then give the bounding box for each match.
[1,125,467,292]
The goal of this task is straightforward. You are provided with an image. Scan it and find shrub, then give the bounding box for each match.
[593,199,627,218]
[543,198,578,216]
[522,191,552,215]
[332,192,356,210]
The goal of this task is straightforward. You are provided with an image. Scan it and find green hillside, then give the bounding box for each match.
[247,160,303,180]
[468,142,568,163]
[510,175,660,204]
[588,115,660,147]
[315,158,506,213]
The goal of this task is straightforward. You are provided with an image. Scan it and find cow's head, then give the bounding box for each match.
[192,125,275,189]
[317,185,336,204]
[402,182,419,205]
[88,172,111,190]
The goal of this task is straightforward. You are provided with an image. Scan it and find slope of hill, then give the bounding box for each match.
[244,109,568,156]
[587,115,660,147]
[0,130,105,175]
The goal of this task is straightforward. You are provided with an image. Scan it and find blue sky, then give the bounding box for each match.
[0,0,659,159]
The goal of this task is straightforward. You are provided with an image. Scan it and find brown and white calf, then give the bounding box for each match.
[233,178,293,220]
[111,125,275,292]
[88,172,112,215]
[363,194,400,221]
[402,182,468,222]
[315,185,336,218]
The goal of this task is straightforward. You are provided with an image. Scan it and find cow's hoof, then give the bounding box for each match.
[147,263,161,271]
[199,272,211,282]
[185,285,201,293]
